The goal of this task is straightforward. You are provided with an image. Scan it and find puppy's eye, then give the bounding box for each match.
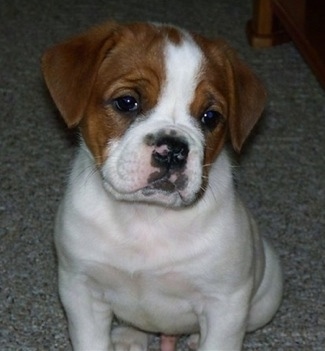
[201,110,223,131]
[113,96,140,113]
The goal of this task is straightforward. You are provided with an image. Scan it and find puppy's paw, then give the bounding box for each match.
[111,326,148,351]
[187,334,199,350]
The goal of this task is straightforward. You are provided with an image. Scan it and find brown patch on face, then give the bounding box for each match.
[190,33,266,183]
[80,24,171,164]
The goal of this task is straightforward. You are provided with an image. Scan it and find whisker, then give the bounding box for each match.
[206,182,219,204]
[73,162,100,186]
[202,163,213,168]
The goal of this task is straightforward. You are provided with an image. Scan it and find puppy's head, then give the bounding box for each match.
[42,22,266,207]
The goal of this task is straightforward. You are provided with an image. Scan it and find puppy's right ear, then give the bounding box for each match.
[41,22,120,127]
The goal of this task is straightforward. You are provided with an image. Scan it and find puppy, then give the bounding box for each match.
[42,22,283,351]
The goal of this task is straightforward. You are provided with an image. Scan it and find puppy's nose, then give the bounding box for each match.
[152,136,189,170]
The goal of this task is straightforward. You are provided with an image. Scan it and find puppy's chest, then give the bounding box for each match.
[87,262,200,333]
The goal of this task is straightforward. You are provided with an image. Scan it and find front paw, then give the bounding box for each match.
[111,326,148,351]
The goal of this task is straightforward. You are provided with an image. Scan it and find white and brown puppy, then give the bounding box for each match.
[42,22,283,351]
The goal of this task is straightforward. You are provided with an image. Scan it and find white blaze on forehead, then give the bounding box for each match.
[153,34,204,124]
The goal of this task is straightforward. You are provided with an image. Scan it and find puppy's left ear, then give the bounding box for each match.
[225,48,267,152]
[41,22,120,127]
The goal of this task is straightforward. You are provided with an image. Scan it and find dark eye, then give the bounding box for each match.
[113,95,140,113]
[201,110,223,131]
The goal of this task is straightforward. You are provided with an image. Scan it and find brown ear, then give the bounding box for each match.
[225,48,267,152]
[41,22,120,127]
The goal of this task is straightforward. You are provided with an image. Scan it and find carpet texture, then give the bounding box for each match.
[1,0,324,350]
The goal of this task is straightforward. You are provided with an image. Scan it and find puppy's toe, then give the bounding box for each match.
[111,326,148,351]
[186,333,199,350]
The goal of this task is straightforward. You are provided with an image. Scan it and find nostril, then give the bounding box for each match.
[171,143,189,163]
[152,136,189,169]
[153,148,170,166]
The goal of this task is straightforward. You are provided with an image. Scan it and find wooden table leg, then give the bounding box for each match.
[246,0,290,47]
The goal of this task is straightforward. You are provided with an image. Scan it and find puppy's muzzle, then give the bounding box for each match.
[144,131,190,194]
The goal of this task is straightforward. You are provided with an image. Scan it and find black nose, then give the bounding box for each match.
[152,136,189,170]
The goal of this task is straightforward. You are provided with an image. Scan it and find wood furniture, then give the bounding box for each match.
[247,0,325,89]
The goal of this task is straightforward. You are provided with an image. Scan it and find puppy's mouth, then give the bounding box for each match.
[102,170,194,208]
[145,167,189,192]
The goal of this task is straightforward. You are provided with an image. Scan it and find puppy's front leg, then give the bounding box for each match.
[59,269,113,351]
[197,295,249,351]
